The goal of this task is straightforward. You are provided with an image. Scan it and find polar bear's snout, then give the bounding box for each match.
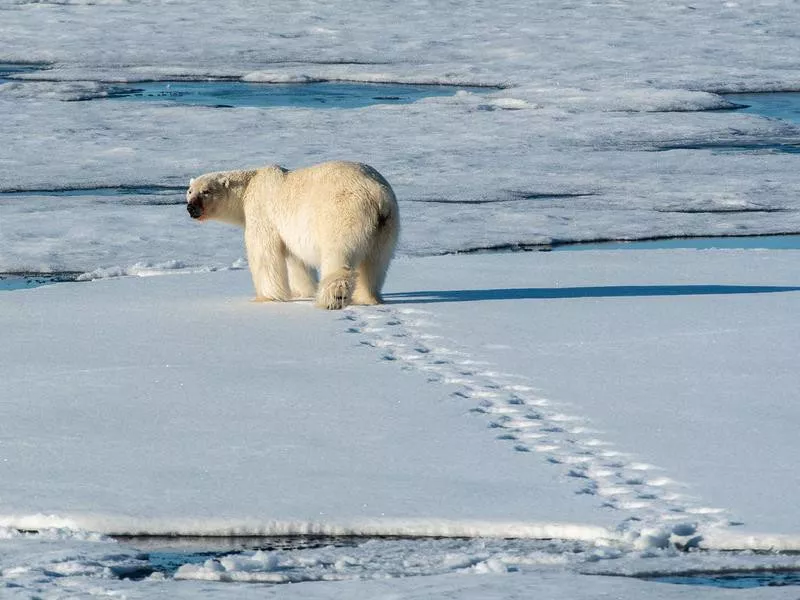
[187,199,204,219]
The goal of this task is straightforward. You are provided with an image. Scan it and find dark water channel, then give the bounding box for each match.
[643,570,800,589]
[553,234,800,251]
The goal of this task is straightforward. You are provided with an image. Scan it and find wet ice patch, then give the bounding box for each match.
[498,86,740,113]
[599,89,738,113]
[0,79,116,102]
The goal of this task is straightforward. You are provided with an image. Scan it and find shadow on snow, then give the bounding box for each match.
[387,284,800,304]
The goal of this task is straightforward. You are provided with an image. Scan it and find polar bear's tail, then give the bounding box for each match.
[316,267,355,310]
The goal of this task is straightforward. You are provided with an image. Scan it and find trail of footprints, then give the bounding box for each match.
[344,305,732,543]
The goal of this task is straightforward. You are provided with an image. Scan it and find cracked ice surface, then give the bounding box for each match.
[1,0,800,274]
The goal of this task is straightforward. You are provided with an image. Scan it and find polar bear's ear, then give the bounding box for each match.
[189,178,195,185]
[221,177,230,189]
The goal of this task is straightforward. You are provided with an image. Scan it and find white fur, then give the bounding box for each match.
[187,161,399,309]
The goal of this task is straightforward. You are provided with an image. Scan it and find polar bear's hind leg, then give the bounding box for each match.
[353,209,398,305]
[353,249,390,305]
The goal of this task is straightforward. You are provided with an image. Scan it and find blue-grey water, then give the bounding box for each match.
[725,92,800,124]
[0,273,79,291]
[99,80,489,109]
[0,185,185,205]
[0,62,48,82]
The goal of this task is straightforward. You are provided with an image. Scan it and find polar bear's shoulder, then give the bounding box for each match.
[257,164,289,175]
[247,164,286,179]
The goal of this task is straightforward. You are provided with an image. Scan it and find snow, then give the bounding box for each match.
[0,262,618,538]
[2,0,800,596]
[2,250,800,597]
[381,251,800,548]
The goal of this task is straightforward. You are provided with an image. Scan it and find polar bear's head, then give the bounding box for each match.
[186,172,233,222]
[186,170,251,227]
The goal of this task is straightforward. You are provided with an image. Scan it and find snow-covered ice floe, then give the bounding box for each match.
[2,249,800,597]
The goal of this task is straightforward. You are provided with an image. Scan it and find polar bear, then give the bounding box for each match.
[186,161,399,310]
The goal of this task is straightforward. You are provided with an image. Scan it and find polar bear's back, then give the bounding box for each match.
[286,161,394,204]
[282,160,396,227]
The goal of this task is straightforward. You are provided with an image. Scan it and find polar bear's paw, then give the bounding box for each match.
[317,279,352,310]
[317,269,354,310]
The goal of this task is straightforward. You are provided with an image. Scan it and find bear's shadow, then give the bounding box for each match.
[385,284,800,304]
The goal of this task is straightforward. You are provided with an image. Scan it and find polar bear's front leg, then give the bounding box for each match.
[245,225,291,302]
[316,255,355,310]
